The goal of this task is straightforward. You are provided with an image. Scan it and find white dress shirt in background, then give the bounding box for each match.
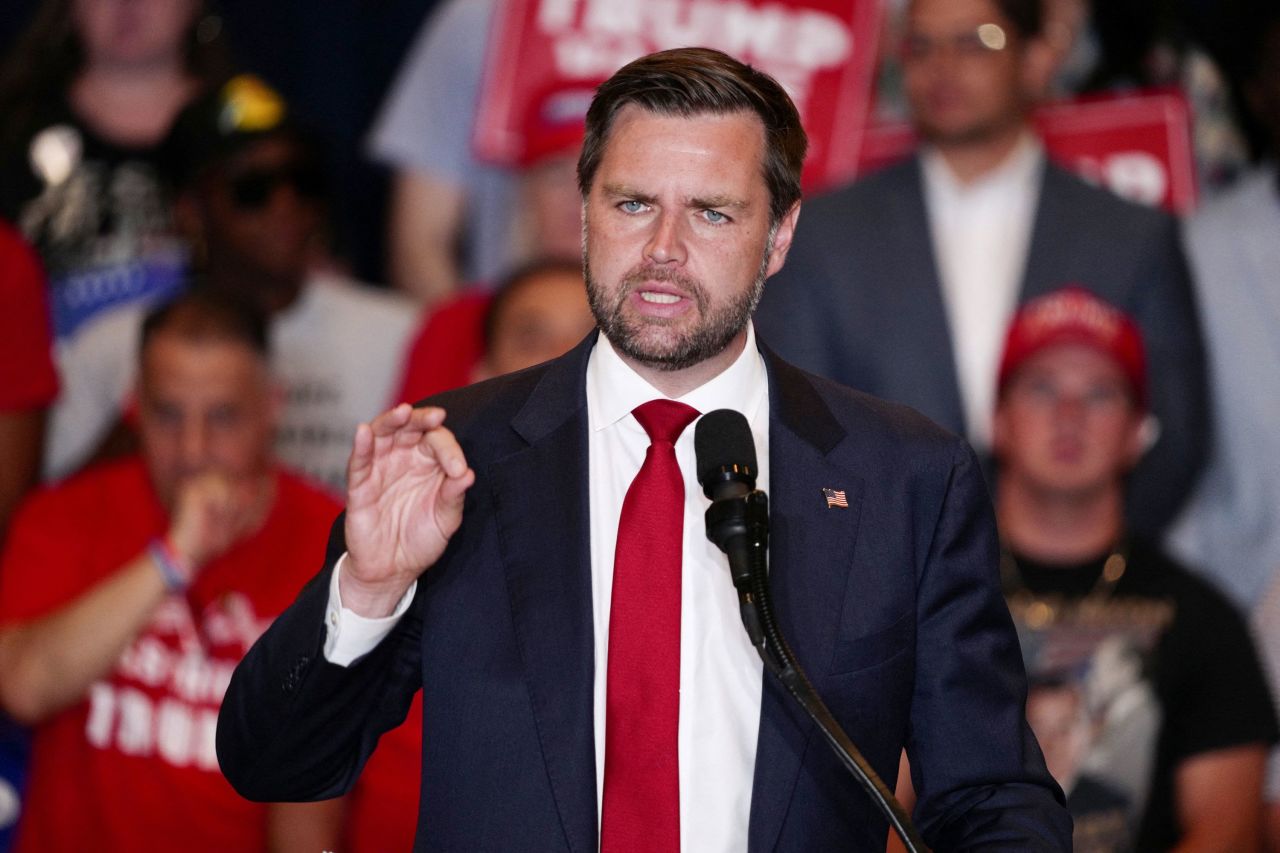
[921,133,1043,451]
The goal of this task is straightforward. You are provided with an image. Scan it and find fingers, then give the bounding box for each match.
[367,402,412,436]
[420,423,470,479]
[434,465,474,543]
[439,466,476,503]
[347,422,375,490]
[349,405,451,492]
[368,403,446,438]
[170,471,242,567]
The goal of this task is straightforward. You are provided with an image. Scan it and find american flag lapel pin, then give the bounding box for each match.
[822,487,848,509]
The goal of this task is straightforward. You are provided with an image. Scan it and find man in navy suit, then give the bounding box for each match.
[755,0,1207,540]
[217,47,1070,850]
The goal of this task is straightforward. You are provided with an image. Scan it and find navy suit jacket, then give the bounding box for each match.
[217,334,1070,851]
[754,155,1209,539]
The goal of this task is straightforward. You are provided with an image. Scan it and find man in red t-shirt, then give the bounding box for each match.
[0,221,58,540]
[0,289,342,851]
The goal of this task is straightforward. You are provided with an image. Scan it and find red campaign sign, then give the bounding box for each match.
[854,90,1198,215]
[474,0,884,192]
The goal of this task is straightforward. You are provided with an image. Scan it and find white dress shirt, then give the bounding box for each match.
[324,325,770,851]
[921,134,1043,450]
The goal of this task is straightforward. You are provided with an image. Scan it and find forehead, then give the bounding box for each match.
[907,0,1008,31]
[595,105,768,194]
[141,333,268,400]
[217,135,303,178]
[1010,343,1130,386]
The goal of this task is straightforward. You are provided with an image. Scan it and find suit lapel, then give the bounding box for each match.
[488,340,869,850]
[490,338,598,853]
[1020,163,1075,301]
[876,158,966,433]
[749,353,864,851]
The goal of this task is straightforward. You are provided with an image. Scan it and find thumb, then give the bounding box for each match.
[434,467,475,536]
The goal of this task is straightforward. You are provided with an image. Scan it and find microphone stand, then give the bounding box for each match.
[706,490,931,853]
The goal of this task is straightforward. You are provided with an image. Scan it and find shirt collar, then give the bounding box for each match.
[920,130,1044,199]
[587,322,768,432]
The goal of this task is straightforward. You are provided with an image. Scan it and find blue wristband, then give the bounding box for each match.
[148,538,193,592]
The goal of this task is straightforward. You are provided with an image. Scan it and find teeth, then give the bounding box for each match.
[640,292,681,304]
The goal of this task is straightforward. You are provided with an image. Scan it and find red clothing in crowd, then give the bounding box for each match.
[347,290,490,852]
[342,692,424,853]
[0,458,339,852]
[0,220,58,411]
[394,291,491,404]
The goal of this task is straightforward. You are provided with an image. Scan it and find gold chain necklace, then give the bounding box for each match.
[1000,538,1130,629]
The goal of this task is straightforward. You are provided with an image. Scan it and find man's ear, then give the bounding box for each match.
[764,201,801,278]
[1124,412,1160,469]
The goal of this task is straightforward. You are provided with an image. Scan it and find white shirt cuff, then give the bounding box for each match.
[322,553,417,667]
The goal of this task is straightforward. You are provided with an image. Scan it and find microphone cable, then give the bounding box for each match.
[696,409,929,853]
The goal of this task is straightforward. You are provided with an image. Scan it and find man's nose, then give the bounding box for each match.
[179,420,210,467]
[262,181,308,217]
[1053,393,1089,422]
[644,209,687,265]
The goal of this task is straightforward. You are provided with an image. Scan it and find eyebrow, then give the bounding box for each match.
[601,183,657,205]
[600,183,750,211]
[690,194,749,211]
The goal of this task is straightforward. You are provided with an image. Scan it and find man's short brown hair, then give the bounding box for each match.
[993,0,1043,40]
[140,287,270,358]
[577,47,807,227]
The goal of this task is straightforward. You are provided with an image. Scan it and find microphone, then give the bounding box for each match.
[695,409,768,644]
[695,409,930,852]
[695,408,757,500]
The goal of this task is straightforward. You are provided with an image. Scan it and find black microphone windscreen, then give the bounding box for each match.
[695,408,758,489]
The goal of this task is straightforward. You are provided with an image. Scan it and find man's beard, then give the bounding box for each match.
[584,227,775,372]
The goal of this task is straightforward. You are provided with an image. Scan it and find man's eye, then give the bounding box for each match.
[1085,387,1125,407]
[702,209,729,224]
[148,404,182,426]
[209,406,243,428]
[619,200,646,213]
[1025,381,1057,402]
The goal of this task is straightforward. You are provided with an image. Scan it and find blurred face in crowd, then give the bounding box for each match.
[524,149,586,260]
[901,0,1046,147]
[193,136,324,292]
[993,343,1145,501]
[73,0,199,70]
[138,332,277,511]
[483,267,595,378]
[582,105,798,376]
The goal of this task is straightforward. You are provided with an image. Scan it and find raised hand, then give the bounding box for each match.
[168,470,273,571]
[342,404,476,616]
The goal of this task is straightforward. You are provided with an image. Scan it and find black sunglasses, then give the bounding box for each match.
[227,164,325,210]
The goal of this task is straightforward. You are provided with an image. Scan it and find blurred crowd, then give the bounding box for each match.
[0,0,1278,850]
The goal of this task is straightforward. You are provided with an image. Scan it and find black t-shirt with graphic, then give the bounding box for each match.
[0,93,187,343]
[1008,538,1277,852]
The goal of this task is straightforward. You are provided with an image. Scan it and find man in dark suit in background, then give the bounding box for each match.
[218,47,1070,851]
[755,0,1207,540]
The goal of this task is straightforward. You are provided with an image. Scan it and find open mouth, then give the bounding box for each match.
[639,292,682,305]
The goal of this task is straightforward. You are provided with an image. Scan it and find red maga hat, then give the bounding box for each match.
[997,285,1148,407]
[518,80,599,168]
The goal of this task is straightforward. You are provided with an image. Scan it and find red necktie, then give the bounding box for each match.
[600,399,700,853]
